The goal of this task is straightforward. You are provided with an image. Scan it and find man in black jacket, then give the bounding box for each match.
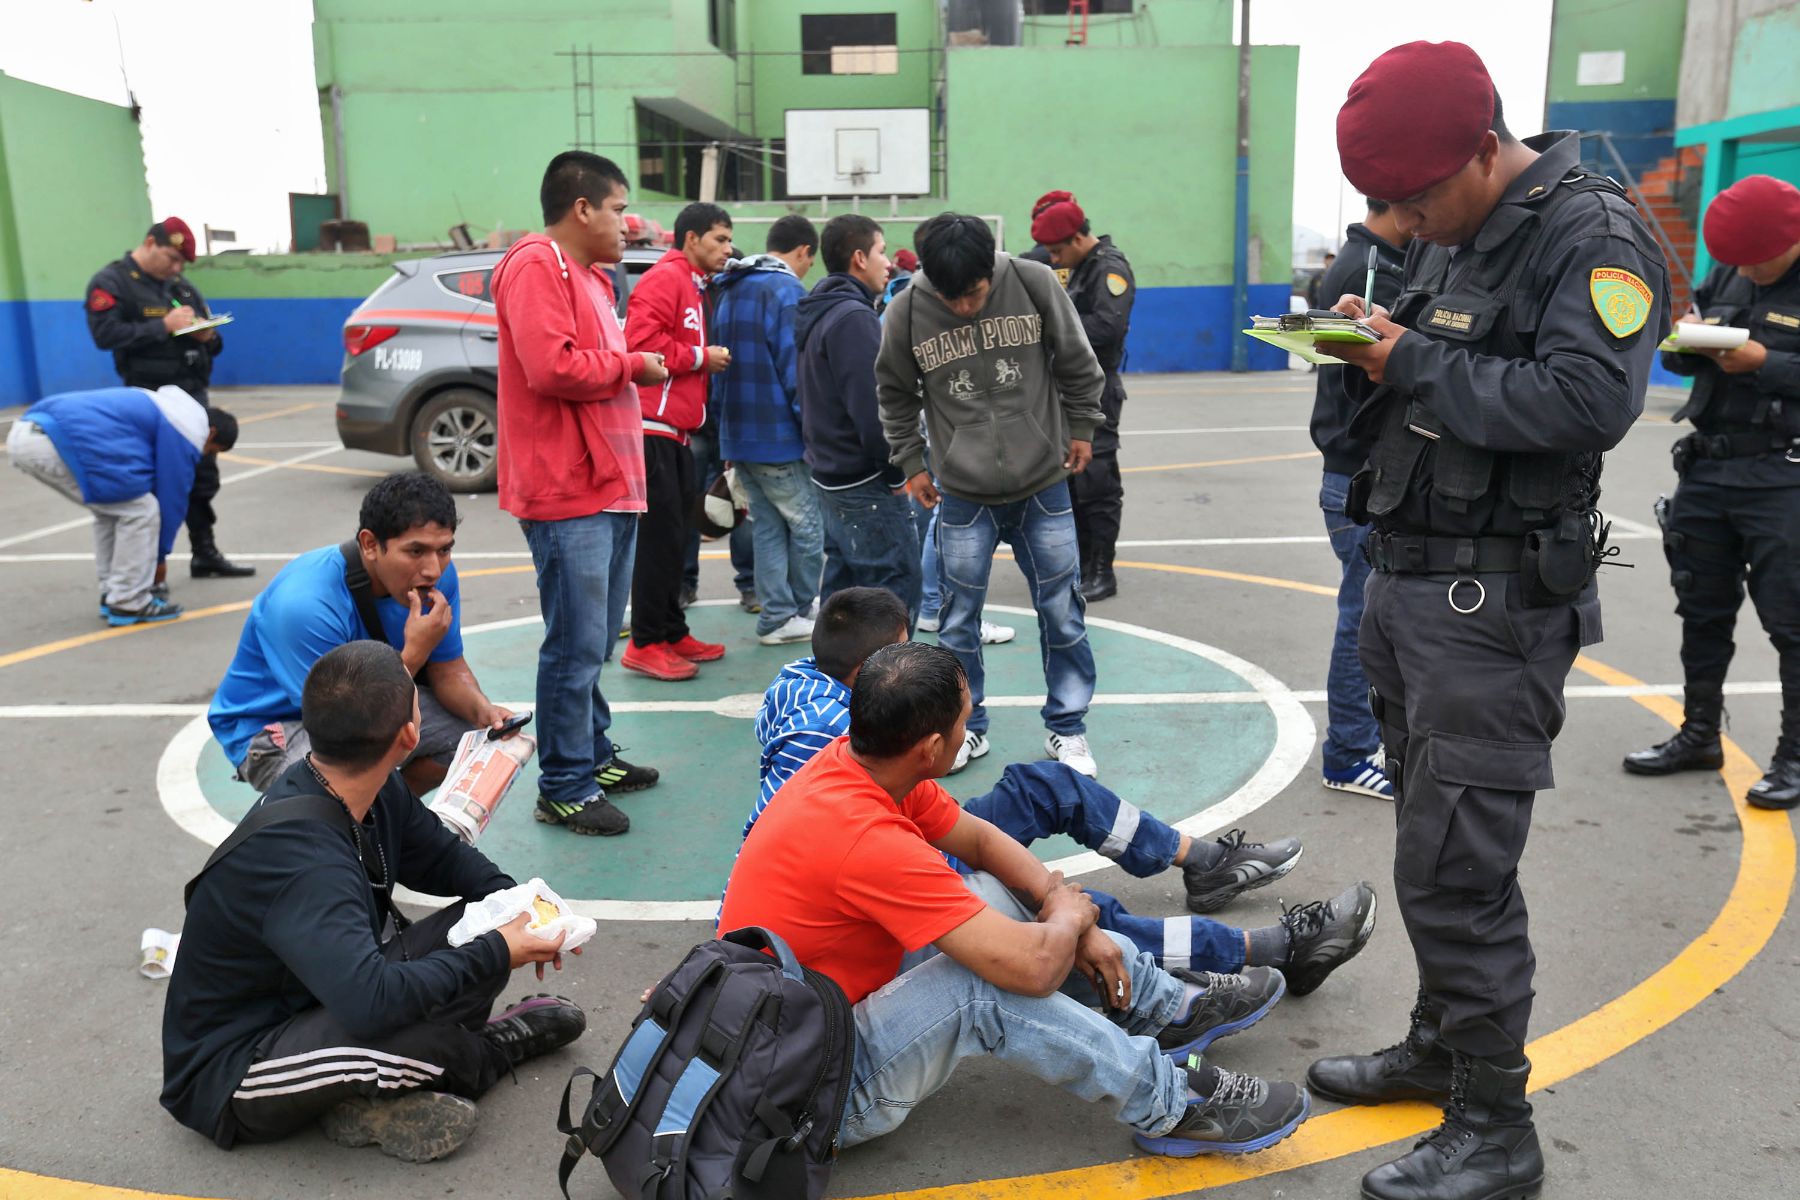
[795,214,922,621]
[164,642,584,1161]
[85,217,254,580]
[1309,199,1408,802]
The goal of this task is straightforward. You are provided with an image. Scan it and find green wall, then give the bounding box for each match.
[1544,0,1687,103]
[742,0,937,134]
[1727,5,1800,120]
[185,252,406,300]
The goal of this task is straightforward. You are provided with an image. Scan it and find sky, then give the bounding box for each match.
[0,0,1552,257]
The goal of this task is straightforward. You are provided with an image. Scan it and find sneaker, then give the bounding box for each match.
[103,596,184,626]
[950,729,990,774]
[1045,731,1097,778]
[1323,751,1395,800]
[319,1091,480,1162]
[806,597,820,618]
[758,615,815,645]
[669,634,726,662]
[738,589,762,613]
[150,581,171,601]
[979,619,1016,645]
[1133,1061,1310,1157]
[535,794,630,836]
[1155,966,1287,1059]
[482,994,586,1066]
[622,641,699,680]
[1183,829,1304,914]
[596,753,659,793]
[1279,881,1378,997]
[916,612,942,633]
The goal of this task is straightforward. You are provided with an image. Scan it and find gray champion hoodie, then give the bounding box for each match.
[876,253,1105,506]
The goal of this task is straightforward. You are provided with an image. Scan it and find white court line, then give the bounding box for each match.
[1122,425,1309,436]
[235,441,338,449]
[217,445,345,485]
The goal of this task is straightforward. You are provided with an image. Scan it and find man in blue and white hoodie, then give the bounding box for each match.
[710,214,825,646]
[8,385,235,625]
[740,587,1379,996]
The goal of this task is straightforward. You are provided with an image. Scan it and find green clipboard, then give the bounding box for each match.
[1242,315,1379,365]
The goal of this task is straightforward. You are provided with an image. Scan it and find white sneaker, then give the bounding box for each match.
[917,613,942,633]
[979,620,1016,645]
[1046,732,1098,778]
[758,615,815,645]
[951,730,990,774]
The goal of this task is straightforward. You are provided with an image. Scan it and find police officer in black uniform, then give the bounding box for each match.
[1031,193,1134,601]
[1622,174,1800,809]
[1304,43,1669,1200]
[86,218,254,580]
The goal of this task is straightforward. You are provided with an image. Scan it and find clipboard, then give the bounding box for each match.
[1658,322,1748,353]
[173,314,233,337]
[1243,312,1380,365]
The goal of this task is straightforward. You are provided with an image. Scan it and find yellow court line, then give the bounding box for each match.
[215,452,387,479]
[0,601,254,671]
[233,401,323,425]
[1113,559,1338,598]
[1122,450,1320,474]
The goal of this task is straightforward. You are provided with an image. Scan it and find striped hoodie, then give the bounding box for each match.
[745,656,851,839]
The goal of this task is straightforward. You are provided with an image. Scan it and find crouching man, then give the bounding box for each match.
[163,642,586,1161]
[720,641,1311,1158]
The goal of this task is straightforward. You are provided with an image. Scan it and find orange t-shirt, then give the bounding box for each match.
[719,737,988,1004]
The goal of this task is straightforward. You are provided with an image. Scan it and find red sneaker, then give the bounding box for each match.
[622,640,698,681]
[669,635,726,662]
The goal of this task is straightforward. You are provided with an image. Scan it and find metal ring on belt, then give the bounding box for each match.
[1448,578,1486,614]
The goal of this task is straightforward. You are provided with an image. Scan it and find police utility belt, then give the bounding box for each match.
[1672,430,1800,474]
[1365,517,1603,615]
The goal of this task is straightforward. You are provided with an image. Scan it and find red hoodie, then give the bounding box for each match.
[624,248,710,441]
[492,234,648,520]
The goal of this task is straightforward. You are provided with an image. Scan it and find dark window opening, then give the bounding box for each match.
[708,0,737,56]
[1023,1,1133,12]
[636,103,778,203]
[801,12,899,75]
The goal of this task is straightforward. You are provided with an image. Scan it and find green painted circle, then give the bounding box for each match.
[193,605,1280,904]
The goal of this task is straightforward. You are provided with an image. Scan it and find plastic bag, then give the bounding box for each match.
[447,877,596,952]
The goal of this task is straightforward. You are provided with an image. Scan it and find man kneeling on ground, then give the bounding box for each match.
[164,642,586,1160]
[747,586,1377,991]
[720,640,1311,1156]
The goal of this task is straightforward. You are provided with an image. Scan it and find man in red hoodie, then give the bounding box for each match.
[492,151,669,837]
[622,201,735,681]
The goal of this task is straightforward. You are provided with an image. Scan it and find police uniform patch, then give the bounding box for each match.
[87,288,115,312]
[1589,267,1653,338]
[1054,267,1071,288]
[1106,272,1129,297]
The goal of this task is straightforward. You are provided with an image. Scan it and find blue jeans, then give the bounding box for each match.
[961,763,1246,972]
[911,494,942,619]
[936,481,1095,736]
[519,511,637,806]
[816,479,923,624]
[736,460,824,633]
[685,428,754,594]
[839,871,1188,1149]
[1321,471,1379,771]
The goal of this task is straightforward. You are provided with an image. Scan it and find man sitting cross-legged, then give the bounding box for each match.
[744,586,1378,994]
[164,642,587,1161]
[721,640,1314,1155]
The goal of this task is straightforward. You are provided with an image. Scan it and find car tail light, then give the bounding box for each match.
[344,324,400,357]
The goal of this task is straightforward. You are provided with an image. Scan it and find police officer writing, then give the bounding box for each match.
[1306,42,1669,1200]
[1032,192,1135,602]
[86,218,254,581]
[1622,174,1800,809]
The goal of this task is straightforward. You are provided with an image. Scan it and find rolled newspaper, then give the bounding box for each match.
[429,726,536,844]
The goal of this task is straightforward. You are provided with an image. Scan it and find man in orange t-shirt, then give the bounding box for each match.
[719,642,1309,1158]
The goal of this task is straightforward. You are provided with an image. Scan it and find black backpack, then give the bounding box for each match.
[557,927,854,1200]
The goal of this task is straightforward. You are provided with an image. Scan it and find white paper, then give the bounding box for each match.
[1660,324,1750,352]
[1577,51,1626,87]
[141,928,180,979]
[447,877,596,953]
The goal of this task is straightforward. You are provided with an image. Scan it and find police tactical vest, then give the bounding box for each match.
[1671,265,1800,438]
[1356,173,1625,537]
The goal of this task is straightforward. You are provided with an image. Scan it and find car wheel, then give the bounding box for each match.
[411,388,498,493]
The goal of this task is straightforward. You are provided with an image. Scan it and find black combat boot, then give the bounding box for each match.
[1081,563,1118,602]
[1748,702,1800,810]
[1621,684,1723,775]
[1360,1052,1543,1200]
[190,532,257,578]
[1308,989,1452,1105]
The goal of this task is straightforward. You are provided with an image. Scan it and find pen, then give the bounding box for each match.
[1363,245,1378,317]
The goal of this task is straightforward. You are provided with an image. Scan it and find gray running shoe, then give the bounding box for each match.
[319,1091,479,1162]
[1183,829,1303,913]
[1134,1061,1310,1156]
[1155,965,1286,1060]
[1280,881,1377,997]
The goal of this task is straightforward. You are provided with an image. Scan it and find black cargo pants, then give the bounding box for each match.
[1358,569,1596,1059]
[1071,450,1124,576]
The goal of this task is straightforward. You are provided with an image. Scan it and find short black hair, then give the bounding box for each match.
[766,214,819,255]
[813,586,908,681]
[1364,197,1391,216]
[821,214,883,275]
[359,472,459,545]
[206,407,239,452]
[675,202,732,250]
[915,213,995,300]
[1491,88,1516,144]
[302,641,417,769]
[848,642,967,759]
[540,151,629,226]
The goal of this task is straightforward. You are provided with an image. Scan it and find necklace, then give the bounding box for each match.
[303,754,391,894]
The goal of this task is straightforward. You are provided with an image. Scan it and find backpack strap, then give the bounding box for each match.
[183,794,349,907]
[337,540,388,645]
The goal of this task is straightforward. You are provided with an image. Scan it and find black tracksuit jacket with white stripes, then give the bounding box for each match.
[161,765,514,1145]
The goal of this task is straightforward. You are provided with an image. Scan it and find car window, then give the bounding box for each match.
[435,268,494,306]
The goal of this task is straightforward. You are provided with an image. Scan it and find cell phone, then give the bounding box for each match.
[488,712,533,740]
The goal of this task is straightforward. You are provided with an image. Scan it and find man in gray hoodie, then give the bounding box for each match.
[877,213,1107,776]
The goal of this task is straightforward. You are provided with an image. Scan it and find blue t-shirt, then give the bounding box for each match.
[208,546,465,765]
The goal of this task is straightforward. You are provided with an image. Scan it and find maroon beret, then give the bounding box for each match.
[1031,200,1085,246]
[1031,190,1075,219]
[1338,41,1495,201]
[893,248,919,272]
[1702,175,1800,266]
[155,216,198,262]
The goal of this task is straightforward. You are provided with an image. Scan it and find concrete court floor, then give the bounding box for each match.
[0,374,1793,1200]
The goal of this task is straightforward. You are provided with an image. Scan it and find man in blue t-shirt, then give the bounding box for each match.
[210,473,509,794]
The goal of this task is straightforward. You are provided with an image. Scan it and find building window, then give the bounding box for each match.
[637,104,681,196]
[801,13,899,75]
[1024,1,1133,12]
[708,0,736,56]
